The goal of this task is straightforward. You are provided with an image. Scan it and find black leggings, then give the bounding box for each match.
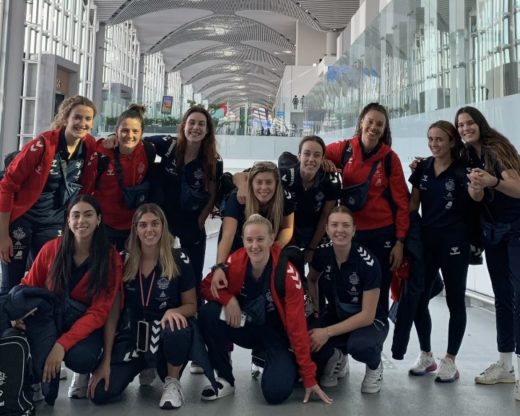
[414,227,469,356]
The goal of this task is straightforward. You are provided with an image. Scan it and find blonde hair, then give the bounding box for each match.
[51,95,96,130]
[245,161,284,237]
[242,213,274,236]
[124,203,178,281]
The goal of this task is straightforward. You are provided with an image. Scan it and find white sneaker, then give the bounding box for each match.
[159,377,184,409]
[139,368,156,386]
[201,377,235,401]
[515,380,520,401]
[60,365,68,380]
[68,373,89,399]
[435,357,459,383]
[336,353,349,378]
[251,363,263,379]
[32,383,44,402]
[189,362,204,374]
[409,352,437,376]
[320,348,345,387]
[361,361,383,394]
[474,361,515,385]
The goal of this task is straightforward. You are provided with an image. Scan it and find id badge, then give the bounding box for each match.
[136,320,150,352]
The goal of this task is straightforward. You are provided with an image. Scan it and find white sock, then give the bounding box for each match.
[499,352,513,369]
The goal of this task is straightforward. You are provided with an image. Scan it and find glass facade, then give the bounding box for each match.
[304,0,520,135]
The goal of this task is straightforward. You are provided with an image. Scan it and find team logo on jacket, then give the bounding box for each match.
[357,246,374,266]
[445,179,455,192]
[323,265,332,280]
[287,264,301,289]
[445,201,453,210]
[349,272,359,285]
[157,277,169,290]
[450,247,461,255]
[138,162,145,174]
[11,227,26,241]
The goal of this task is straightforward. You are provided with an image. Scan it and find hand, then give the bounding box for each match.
[210,268,228,299]
[321,159,338,173]
[11,319,26,330]
[161,309,188,331]
[409,156,425,173]
[88,360,111,399]
[0,234,13,263]
[236,184,247,205]
[43,343,65,383]
[303,384,333,404]
[469,168,498,188]
[233,172,248,204]
[224,297,242,328]
[389,241,404,271]
[308,327,330,352]
[102,134,118,149]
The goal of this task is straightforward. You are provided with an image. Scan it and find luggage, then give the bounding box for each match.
[0,328,35,416]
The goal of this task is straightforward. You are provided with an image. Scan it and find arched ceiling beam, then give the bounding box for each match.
[197,74,278,92]
[202,81,276,97]
[186,63,281,85]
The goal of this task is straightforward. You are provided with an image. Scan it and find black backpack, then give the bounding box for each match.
[0,328,35,415]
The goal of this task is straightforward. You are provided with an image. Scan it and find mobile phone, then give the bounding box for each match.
[136,320,150,352]
[219,306,247,327]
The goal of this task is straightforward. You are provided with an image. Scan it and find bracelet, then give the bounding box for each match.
[211,262,228,273]
[491,176,501,189]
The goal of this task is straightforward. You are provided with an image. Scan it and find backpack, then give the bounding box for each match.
[0,137,46,181]
[0,328,35,416]
[274,245,305,299]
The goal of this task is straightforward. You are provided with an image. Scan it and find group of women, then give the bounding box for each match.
[1,95,519,410]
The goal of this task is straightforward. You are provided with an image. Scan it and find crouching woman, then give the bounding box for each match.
[307,206,388,394]
[198,214,332,405]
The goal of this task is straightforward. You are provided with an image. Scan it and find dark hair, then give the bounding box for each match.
[48,195,111,297]
[455,106,520,174]
[176,106,218,189]
[427,120,464,161]
[354,102,392,147]
[298,135,326,155]
[116,103,146,131]
[328,205,355,225]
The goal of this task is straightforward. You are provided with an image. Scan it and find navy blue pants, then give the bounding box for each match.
[484,232,520,354]
[0,216,60,294]
[199,302,298,405]
[355,225,394,317]
[414,226,469,356]
[309,314,388,371]
[92,323,193,404]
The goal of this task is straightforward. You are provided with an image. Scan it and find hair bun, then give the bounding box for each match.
[127,103,146,117]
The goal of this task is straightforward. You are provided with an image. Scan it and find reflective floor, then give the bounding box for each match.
[30,225,520,415]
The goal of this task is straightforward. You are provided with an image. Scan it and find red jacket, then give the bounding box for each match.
[20,237,123,352]
[93,140,150,230]
[326,137,410,239]
[200,244,317,388]
[0,129,98,222]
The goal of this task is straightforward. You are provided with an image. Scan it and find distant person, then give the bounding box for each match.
[300,95,305,110]
[292,95,299,110]
[0,96,98,294]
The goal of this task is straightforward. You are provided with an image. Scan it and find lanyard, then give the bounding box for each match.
[139,268,156,310]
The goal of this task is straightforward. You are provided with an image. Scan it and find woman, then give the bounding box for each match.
[280,136,340,262]
[461,106,520,398]
[199,214,331,405]
[408,121,470,382]
[95,104,155,251]
[89,203,199,409]
[211,161,294,295]
[0,96,98,294]
[324,102,410,317]
[12,195,122,404]
[145,107,222,289]
[307,206,387,394]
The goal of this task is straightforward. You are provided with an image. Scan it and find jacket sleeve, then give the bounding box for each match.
[0,137,47,213]
[282,262,317,388]
[325,140,347,168]
[199,269,234,305]
[57,248,124,351]
[20,240,55,288]
[388,152,410,239]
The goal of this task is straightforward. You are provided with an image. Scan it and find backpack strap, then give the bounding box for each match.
[384,151,392,178]
[143,141,156,167]
[95,153,110,189]
[339,140,353,170]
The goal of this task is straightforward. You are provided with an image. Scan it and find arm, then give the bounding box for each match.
[0,211,12,263]
[309,289,380,352]
[276,212,294,248]
[308,200,334,250]
[306,267,321,316]
[233,171,249,204]
[161,287,197,331]
[409,187,421,212]
[469,167,520,199]
[198,177,217,230]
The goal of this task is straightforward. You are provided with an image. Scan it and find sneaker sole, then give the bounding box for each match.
[320,378,339,388]
[160,401,181,409]
[361,386,381,394]
[474,377,516,385]
[435,371,460,383]
[409,364,438,377]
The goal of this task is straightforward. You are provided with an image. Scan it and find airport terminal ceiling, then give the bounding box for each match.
[93,0,359,108]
